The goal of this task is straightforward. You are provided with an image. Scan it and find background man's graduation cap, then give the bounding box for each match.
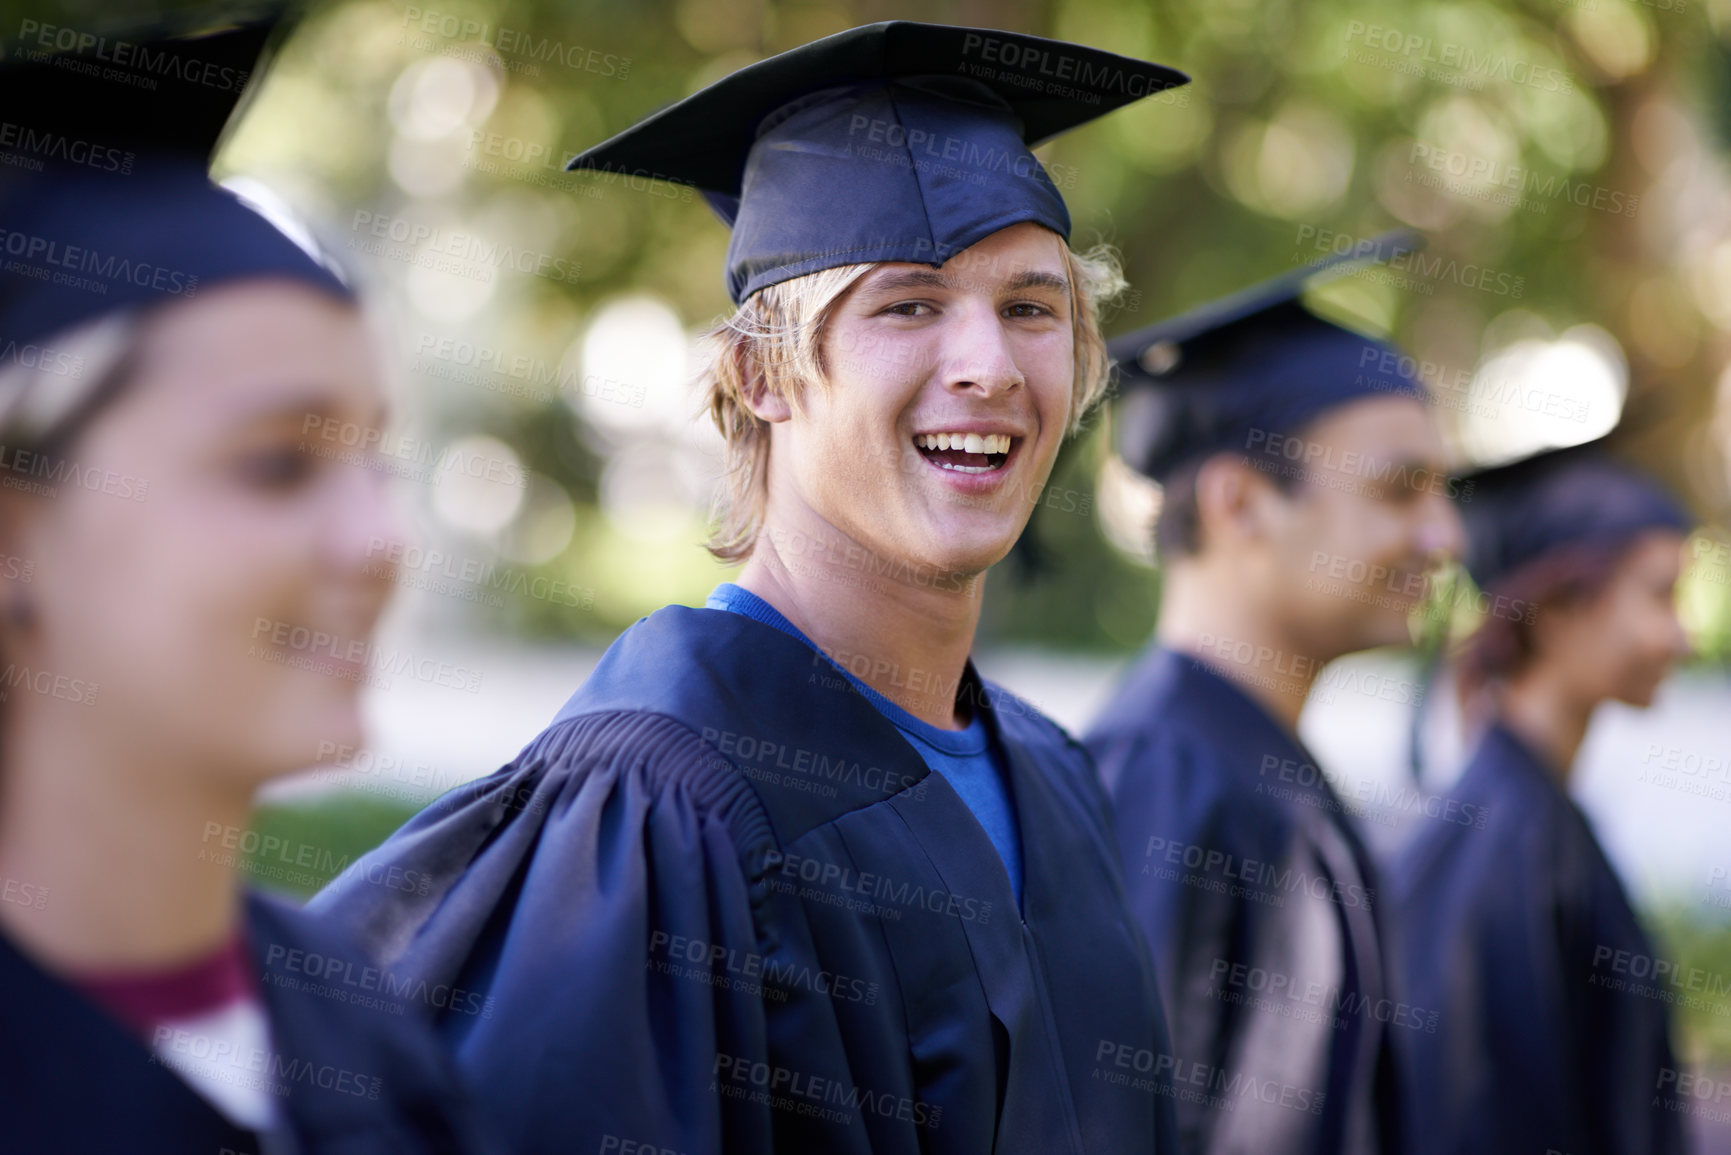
[1111,230,1429,481]
[1454,434,1693,593]
[0,4,348,358]
[566,21,1188,303]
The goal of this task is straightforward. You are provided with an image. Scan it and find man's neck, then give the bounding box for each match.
[735,519,984,730]
[1156,562,1334,736]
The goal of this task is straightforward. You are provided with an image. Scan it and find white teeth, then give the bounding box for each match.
[915,432,1013,455]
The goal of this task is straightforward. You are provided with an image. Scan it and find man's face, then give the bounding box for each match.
[1256,395,1464,655]
[762,222,1077,585]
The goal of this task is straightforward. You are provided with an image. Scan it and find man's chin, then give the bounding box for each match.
[906,517,1019,570]
[1338,606,1421,657]
[1616,673,1666,710]
[897,540,1000,592]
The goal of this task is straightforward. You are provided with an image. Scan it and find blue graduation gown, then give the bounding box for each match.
[1391,723,1690,1155]
[1086,646,1400,1155]
[0,892,492,1154]
[307,605,1176,1154]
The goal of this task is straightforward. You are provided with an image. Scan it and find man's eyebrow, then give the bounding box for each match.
[858,268,953,294]
[856,267,1071,295]
[1004,270,1070,294]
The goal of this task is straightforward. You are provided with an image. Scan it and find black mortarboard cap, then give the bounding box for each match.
[567,22,1188,303]
[1112,230,1429,481]
[0,5,281,181]
[0,5,350,351]
[1456,436,1692,592]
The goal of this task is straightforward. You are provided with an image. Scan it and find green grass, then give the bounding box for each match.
[1651,907,1731,1066]
[237,792,424,902]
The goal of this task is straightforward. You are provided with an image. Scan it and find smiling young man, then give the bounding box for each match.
[313,22,1189,1155]
[1086,244,1463,1155]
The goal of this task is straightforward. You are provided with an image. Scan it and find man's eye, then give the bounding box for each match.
[1005,302,1052,318]
[882,301,931,317]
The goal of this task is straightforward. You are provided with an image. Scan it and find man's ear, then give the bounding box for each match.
[1193,455,1271,550]
[738,344,793,423]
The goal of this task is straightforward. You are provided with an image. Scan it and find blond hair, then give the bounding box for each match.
[699,242,1126,561]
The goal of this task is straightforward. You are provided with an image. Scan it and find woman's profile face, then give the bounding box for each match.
[7,279,400,785]
[1551,529,1691,709]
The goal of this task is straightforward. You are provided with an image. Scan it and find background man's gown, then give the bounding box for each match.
[1089,646,1401,1155]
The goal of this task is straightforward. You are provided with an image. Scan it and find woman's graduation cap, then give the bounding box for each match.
[0,5,280,181]
[0,5,349,352]
[566,21,1188,303]
[1111,230,1429,481]
[1455,435,1692,592]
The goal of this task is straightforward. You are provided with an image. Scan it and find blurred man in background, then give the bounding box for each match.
[1088,242,1462,1155]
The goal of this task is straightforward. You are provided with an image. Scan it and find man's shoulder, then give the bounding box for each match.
[538,608,939,848]
[1092,717,1318,868]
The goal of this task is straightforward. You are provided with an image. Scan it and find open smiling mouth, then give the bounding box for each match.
[913,432,1015,474]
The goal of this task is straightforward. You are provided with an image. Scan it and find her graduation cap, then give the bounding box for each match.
[1455,436,1693,592]
[1111,231,1429,481]
[0,5,349,355]
[0,5,277,182]
[566,21,1188,303]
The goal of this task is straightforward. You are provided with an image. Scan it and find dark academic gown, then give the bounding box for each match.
[1391,723,1690,1155]
[307,605,1176,1155]
[1086,646,1400,1155]
[0,892,491,1154]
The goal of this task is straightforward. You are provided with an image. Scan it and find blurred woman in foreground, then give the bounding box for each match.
[0,19,491,1153]
[1393,440,1694,1155]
